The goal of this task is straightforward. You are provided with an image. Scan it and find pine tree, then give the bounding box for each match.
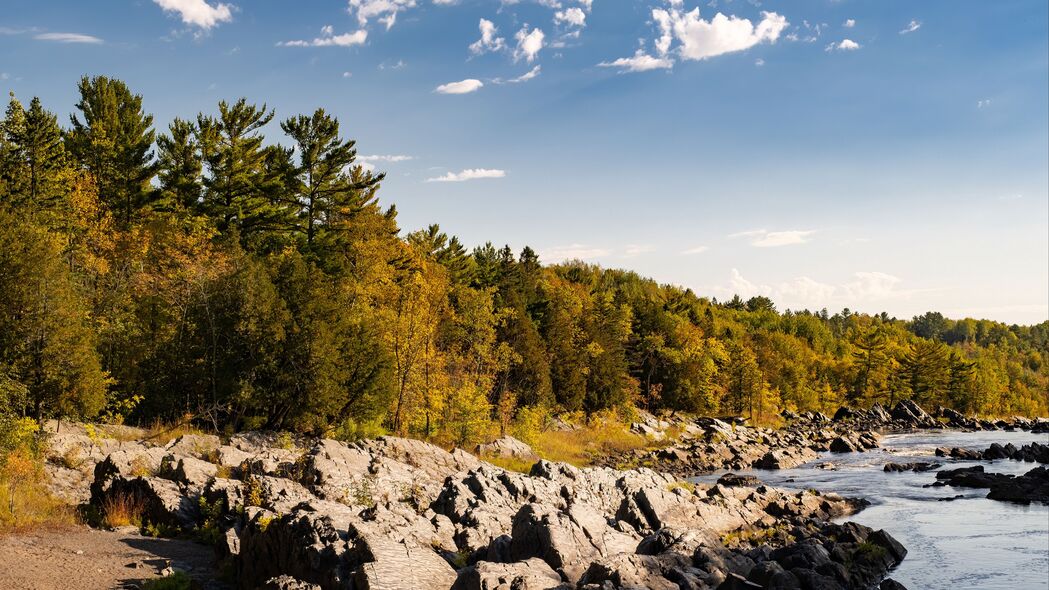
[156,118,202,212]
[1,95,68,216]
[67,76,157,226]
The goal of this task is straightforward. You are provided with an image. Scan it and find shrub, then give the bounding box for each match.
[0,447,77,534]
[142,571,193,590]
[100,492,144,528]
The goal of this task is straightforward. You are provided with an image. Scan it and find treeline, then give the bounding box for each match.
[0,77,1046,446]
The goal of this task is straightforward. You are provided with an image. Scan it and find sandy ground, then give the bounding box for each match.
[0,526,226,590]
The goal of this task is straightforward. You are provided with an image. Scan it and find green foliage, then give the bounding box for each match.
[0,78,1044,445]
[142,572,193,590]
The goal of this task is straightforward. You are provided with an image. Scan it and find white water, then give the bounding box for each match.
[693,430,1049,589]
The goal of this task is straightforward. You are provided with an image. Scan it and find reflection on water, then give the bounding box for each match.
[692,430,1049,589]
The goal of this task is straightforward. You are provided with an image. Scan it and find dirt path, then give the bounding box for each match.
[0,526,226,590]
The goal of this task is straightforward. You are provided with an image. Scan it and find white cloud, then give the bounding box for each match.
[279,26,367,47]
[470,18,506,55]
[152,0,233,30]
[624,244,655,257]
[598,49,674,72]
[977,99,992,108]
[359,154,414,163]
[717,269,918,311]
[754,58,764,66]
[843,19,855,28]
[899,19,921,35]
[729,229,814,247]
[34,32,103,44]
[434,78,484,94]
[514,26,545,62]
[426,168,505,182]
[540,244,611,263]
[651,8,789,62]
[555,7,586,27]
[342,71,353,78]
[826,38,860,51]
[349,0,416,30]
[493,65,542,84]
[681,245,709,255]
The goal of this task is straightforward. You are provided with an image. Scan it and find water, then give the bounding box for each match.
[692,430,1049,589]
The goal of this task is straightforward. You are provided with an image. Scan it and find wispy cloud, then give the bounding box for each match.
[729,229,815,247]
[680,245,710,255]
[426,168,505,182]
[540,244,610,263]
[623,244,655,257]
[435,79,484,94]
[716,269,930,311]
[279,25,367,47]
[492,65,541,84]
[899,20,921,35]
[34,32,103,44]
[598,50,673,73]
[359,154,414,163]
[153,0,233,30]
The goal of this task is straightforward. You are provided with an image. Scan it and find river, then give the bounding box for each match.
[693,430,1049,589]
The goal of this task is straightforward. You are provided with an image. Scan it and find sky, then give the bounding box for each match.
[2,0,1047,325]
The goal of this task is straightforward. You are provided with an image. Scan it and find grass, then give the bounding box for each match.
[527,414,651,467]
[99,491,145,528]
[483,455,537,474]
[666,480,695,493]
[142,571,193,590]
[0,449,78,534]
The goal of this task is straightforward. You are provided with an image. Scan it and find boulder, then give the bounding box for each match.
[754,448,818,470]
[451,559,562,590]
[165,433,222,458]
[475,436,539,460]
[578,553,692,590]
[262,576,323,590]
[159,454,218,487]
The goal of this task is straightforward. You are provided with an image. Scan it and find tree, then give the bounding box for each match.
[156,118,203,212]
[1,95,68,216]
[898,339,950,405]
[850,325,889,404]
[197,99,292,244]
[280,108,384,254]
[0,210,108,419]
[67,76,157,226]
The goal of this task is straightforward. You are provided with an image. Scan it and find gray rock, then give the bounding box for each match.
[451,559,562,590]
[476,436,539,460]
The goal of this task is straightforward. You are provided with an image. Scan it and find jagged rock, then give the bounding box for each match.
[880,579,908,590]
[717,572,763,589]
[159,454,218,487]
[890,400,937,427]
[451,559,562,590]
[237,505,356,590]
[261,576,323,590]
[248,475,316,513]
[755,448,817,470]
[716,474,761,487]
[746,561,799,589]
[883,462,939,473]
[98,476,200,529]
[90,447,170,498]
[578,552,693,590]
[165,433,222,458]
[509,503,638,583]
[475,436,539,460]
[934,447,983,460]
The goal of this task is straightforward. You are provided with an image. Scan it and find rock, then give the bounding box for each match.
[509,502,638,583]
[717,572,763,589]
[880,579,908,590]
[716,474,761,487]
[985,466,1049,504]
[95,476,200,529]
[578,553,692,590]
[755,448,817,470]
[261,576,323,590]
[890,400,937,428]
[746,561,799,589]
[451,559,563,590]
[828,437,860,453]
[475,436,539,460]
[883,462,940,473]
[159,454,218,487]
[165,433,222,458]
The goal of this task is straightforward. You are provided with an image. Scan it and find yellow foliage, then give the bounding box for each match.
[0,448,77,534]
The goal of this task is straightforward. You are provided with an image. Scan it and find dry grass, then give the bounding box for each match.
[528,414,650,467]
[482,455,537,474]
[141,416,206,446]
[99,492,144,528]
[0,449,78,535]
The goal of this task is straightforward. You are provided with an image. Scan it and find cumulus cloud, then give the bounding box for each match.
[34,32,103,44]
[540,244,610,263]
[279,25,367,47]
[153,0,233,30]
[729,229,814,247]
[470,18,506,55]
[426,168,506,182]
[434,78,484,94]
[899,19,921,34]
[598,50,674,72]
[349,0,416,30]
[514,26,545,62]
[555,7,586,27]
[843,19,856,28]
[655,7,789,61]
[826,38,860,51]
[717,269,917,311]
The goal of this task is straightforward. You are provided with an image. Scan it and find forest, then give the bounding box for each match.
[1,76,1047,450]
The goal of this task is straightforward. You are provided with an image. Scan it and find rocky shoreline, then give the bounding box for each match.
[36,402,1048,589]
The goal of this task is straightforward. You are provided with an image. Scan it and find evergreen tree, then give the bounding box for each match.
[156,118,202,212]
[1,95,68,215]
[67,76,157,226]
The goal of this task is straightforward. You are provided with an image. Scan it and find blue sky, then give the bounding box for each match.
[2,0,1047,324]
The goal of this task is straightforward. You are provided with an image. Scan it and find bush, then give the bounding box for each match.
[0,446,77,534]
[100,492,145,528]
[142,571,193,590]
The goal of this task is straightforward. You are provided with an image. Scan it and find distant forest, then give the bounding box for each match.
[1,77,1046,444]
